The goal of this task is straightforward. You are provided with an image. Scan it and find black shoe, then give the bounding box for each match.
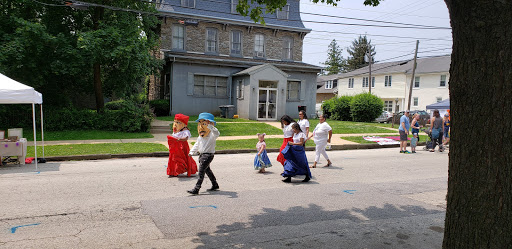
[187,189,199,195]
[207,185,219,191]
[282,177,291,183]
[302,176,310,182]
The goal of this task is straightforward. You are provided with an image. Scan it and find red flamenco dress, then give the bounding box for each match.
[167,136,197,177]
[277,137,294,165]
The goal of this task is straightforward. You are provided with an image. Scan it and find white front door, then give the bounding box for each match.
[257,88,278,120]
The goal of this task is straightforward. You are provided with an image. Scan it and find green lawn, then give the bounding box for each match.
[157,115,257,122]
[340,135,428,144]
[22,130,153,141]
[26,143,167,157]
[308,119,396,134]
[178,123,282,137]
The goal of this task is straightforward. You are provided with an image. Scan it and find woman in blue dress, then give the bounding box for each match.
[281,123,311,183]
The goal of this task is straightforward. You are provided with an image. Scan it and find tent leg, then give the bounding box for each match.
[32,103,38,172]
[40,104,45,159]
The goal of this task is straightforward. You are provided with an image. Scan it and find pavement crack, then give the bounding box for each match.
[0,212,78,222]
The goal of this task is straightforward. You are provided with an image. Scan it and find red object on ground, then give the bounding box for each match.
[167,136,197,177]
[277,137,294,166]
[25,157,35,164]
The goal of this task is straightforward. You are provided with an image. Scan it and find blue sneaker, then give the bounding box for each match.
[404,150,412,154]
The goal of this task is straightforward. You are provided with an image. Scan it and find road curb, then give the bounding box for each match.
[42,142,426,162]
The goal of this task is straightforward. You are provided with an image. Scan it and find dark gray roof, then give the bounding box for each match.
[317,74,340,83]
[316,75,338,94]
[159,0,309,32]
[338,55,451,78]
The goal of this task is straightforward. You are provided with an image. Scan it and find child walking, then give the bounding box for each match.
[410,113,420,153]
[254,133,272,173]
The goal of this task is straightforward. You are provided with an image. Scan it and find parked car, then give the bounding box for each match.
[392,110,430,126]
[375,111,393,123]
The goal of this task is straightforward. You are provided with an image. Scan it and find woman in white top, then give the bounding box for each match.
[298,110,310,137]
[281,123,311,183]
[308,114,333,168]
[277,115,296,166]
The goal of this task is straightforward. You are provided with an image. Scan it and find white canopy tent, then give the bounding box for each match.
[0,73,44,171]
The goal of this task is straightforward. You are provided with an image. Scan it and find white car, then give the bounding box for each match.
[375,111,393,123]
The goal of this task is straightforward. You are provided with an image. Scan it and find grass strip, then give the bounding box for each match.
[157,115,257,122]
[308,119,396,134]
[26,143,167,157]
[340,135,428,144]
[22,130,153,141]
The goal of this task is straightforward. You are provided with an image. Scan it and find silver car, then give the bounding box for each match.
[375,111,393,123]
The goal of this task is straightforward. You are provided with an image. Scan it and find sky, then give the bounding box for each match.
[298,0,452,67]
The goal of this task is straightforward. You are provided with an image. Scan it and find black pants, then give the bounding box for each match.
[194,153,217,190]
[432,132,443,150]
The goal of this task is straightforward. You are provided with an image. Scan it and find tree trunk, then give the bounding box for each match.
[443,0,512,248]
[93,5,104,113]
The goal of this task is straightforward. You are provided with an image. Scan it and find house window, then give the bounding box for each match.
[236,79,244,99]
[384,100,393,112]
[362,77,374,88]
[414,76,420,88]
[231,30,242,56]
[282,37,293,60]
[385,75,392,87]
[371,77,375,88]
[277,4,289,19]
[436,97,442,103]
[348,78,354,88]
[206,28,218,53]
[413,97,419,106]
[172,24,185,50]
[325,80,333,89]
[287,81,300,101]
[440,75,447,87]
[254,34,265,57]
[181,0,194,8]
[194,75,228,96]
[231,0,238,14]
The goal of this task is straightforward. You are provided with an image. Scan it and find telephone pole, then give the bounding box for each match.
[407,40,419,111]
[368,47,372,94]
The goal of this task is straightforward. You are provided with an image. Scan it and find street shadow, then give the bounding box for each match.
[0,162,61,175]
[193,203,443,248]
[176,175,198,182]
[186,190,239,199]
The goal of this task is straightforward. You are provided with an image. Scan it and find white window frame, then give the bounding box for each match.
[439,75,447,87]
[363,77,374,88]
[325,80,333,90]
[193,75,228,97]
[287,81,300,101]
[413,97,419,106]
[206,28,218,53]
[385,75,392,87]
[276,4,289,19]
[231,30,242,56]
[236,79,244,99]
[181,0,195,8]
[414,76,420,88]
[231,0,238,14]
[282,37,293,60]
[348,78,354,88]
[384,100,393,112]
[172,24,185,51]
[254,33,265,58]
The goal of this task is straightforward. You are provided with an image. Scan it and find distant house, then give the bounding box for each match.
[316,74,338,103]
[148,0,321,120]
[336,55,450,112]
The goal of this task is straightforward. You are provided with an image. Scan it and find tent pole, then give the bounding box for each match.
[32,103,38,172]
[40,104,45,158]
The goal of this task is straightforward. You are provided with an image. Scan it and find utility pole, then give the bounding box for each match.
[368,47,372,94]
[407,40,419,111]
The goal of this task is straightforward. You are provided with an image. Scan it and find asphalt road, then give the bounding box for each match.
[0,148,448,248]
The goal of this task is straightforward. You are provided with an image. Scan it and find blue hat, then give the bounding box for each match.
[196,112,216,125]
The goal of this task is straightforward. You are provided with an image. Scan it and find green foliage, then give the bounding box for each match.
[149,99,170,116]
[322,39,347,75]
[105,100,127,110]
[346,35,376,71]
[321,96,353,121]
[350,93,384,122]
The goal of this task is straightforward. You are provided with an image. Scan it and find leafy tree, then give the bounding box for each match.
[346,35,375,71]
[238,0,512,248]
[350,93,383,122]
[322,39,346,75]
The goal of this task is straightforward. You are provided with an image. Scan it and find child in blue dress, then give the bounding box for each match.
[254,133,272,173]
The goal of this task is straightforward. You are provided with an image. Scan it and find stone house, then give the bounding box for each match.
[148,0,321,120]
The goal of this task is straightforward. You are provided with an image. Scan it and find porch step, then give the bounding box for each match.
[150,125,171,134]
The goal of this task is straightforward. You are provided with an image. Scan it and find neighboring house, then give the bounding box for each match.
[148,0,321,120]
[337,55,450,112]
[316,74,338,103]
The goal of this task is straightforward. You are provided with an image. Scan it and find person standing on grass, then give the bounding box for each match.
[410,113,421,154]
[281,123,311,183]
[399,110,411,154]
[308,114,333,168]
[187,113,220,195]
[277,115,296,166]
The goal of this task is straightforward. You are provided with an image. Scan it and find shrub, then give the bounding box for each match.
[149,99,170,116]
[321,97,335,119]
[350,93,384,122]
[105,99,127,110]
[321,96,353,121]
